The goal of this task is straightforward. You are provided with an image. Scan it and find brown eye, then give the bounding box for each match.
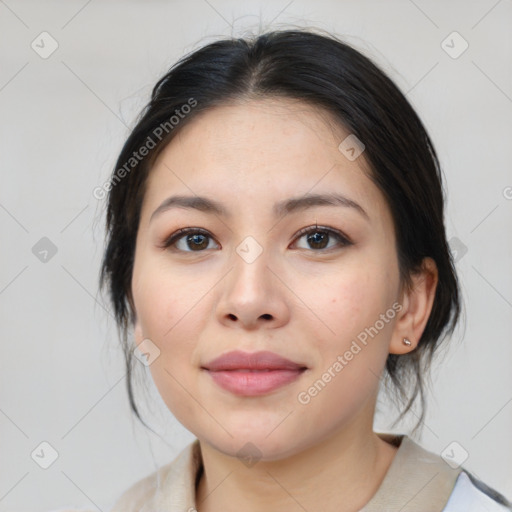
[292,226,352,251]
[161,228,219,252]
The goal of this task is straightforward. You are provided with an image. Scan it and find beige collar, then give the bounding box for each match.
[111,433,461,511]
[361,433,461,511]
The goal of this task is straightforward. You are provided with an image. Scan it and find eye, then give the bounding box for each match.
[160,228,220,252]
[160,225,352,253]
[291,225,352,251]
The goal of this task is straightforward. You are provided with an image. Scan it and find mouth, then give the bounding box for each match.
[201,350,308,396]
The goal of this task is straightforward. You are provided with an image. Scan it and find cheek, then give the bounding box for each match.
[313,265,392,335]
[149,360,201,436]
[132,264,207,382]
[138,285,204,431]
[134,263,199,341]
[295,274,395,429]
[301,258,398,388]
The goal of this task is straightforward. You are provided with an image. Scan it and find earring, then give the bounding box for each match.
[403,338,412,346]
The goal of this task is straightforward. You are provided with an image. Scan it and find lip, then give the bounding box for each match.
[202,350,307,396]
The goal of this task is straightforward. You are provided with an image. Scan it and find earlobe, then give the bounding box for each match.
[389,257,439,355]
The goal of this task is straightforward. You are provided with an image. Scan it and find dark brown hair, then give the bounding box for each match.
[98,28,461,433]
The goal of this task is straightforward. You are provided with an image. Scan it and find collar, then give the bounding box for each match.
[361,433,462,511]
[111,432,461,511]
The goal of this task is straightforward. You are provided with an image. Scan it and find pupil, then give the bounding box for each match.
[188,234,207,250]
[308,232,327,249]
[185,232,329,251]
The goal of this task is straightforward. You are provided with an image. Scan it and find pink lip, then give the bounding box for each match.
[202,350,307,396]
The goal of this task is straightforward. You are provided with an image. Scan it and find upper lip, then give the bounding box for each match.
[202,350,307,371]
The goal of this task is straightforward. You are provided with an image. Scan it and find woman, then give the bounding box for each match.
[97,29,511,511]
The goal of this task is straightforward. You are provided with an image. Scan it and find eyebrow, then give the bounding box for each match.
[149,193,369,223]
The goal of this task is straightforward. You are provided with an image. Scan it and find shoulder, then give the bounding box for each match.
[371,433,511,511]
[443,470,512,511]
[109,439,201,512]
[108,459,176,510]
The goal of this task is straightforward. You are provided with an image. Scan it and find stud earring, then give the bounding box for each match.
[403,338,412,346]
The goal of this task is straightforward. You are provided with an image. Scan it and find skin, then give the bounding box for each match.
[130,97,438,512]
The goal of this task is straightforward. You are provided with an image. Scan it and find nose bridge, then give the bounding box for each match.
[229,204,275,280]
[230,233,272,298]
[215,231,288,328]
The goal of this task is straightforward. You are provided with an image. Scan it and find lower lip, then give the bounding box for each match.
[205,369,305,396]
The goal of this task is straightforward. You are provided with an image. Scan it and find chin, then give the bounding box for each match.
[195,415,311,463]
[206,434,300,463]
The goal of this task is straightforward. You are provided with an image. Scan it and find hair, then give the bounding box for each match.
[98,28,461,433]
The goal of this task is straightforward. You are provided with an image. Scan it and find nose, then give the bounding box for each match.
[215,247,290,330]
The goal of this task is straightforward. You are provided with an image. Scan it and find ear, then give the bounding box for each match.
[389,257,439,354]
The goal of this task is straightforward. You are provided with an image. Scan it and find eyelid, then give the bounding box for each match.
[159,225,353,252]
[291,225,353,248]
[158,227,219,251]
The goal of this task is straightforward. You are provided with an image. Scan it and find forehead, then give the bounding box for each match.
[159,98,350,171]
[141,98,390,224]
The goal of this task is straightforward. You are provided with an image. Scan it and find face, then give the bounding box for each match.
[131,98,404,460]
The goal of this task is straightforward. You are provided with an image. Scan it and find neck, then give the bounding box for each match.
[195,421,398,512]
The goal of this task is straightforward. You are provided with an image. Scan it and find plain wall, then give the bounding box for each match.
[1,0,511,510]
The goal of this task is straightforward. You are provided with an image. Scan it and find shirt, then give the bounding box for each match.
[58,433,512,511]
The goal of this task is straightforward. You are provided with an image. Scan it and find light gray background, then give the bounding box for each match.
[1,1,511,510]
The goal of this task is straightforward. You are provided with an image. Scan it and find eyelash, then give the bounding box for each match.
[159,225,353,253]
